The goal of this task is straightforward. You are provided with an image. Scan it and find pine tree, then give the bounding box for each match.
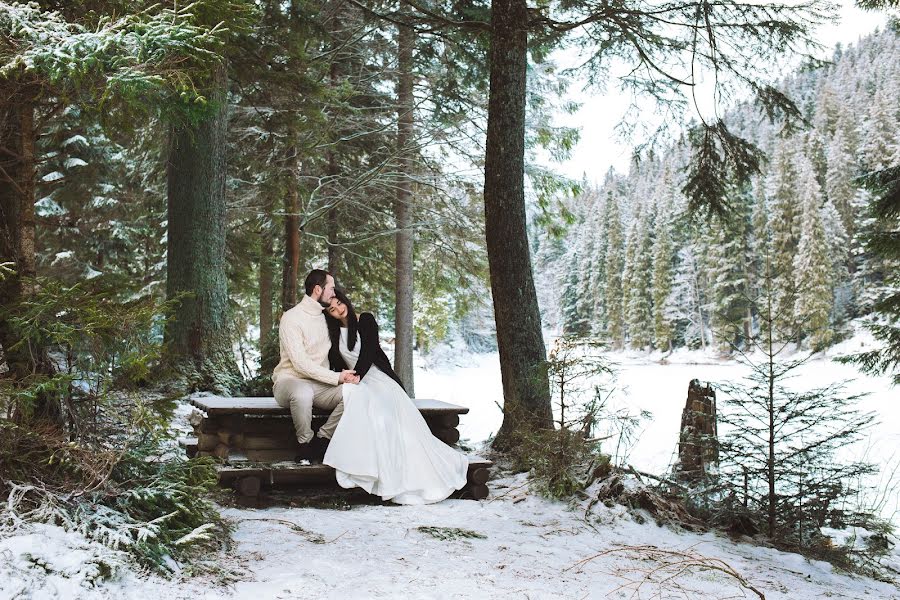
[651,193,675,351]
[706,187,753,351]
[792,156,834,350]
[767,137,801,333]
[821,197,851,320]
[586,195,608,336]
[665,244,708,349]
[604,192,626,349]
[825,128,859,242]
[859,86,898,172]
[623,202,653,349]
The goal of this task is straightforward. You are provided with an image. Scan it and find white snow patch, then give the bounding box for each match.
[51,250,74,265]
[41,171,64,182]
[36,196,66,216]
[62,135,88,147]
[64,157,88,168]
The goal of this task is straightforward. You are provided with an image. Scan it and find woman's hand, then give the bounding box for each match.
[339,369,360,384]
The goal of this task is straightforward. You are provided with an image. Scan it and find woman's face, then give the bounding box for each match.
[327,297,348,322]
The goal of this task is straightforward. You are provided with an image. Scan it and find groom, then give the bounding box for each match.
[272,269,360,461]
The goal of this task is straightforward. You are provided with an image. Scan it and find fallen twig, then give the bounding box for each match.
[564,543,766,600]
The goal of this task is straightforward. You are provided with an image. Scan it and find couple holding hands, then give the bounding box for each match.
[271,269,469,505]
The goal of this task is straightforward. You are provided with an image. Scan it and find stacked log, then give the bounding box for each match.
[425,413,461,446]
[182,397,490,501]
[191,413,461,463]
[193,414,303,462]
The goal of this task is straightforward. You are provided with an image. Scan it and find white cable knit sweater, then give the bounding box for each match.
[272,295,341,386]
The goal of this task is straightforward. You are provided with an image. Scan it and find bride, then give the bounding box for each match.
[322,289,469,504]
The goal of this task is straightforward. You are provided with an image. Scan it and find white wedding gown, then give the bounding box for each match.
[323,327,469,504]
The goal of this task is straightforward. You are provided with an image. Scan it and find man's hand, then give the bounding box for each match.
[339,369,360,384]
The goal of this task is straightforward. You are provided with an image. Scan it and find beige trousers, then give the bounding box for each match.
[273,375,344,444]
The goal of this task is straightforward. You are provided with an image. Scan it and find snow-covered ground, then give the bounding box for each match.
[417,333,900,521]
[3,334,899,599]
[4,470,899,599]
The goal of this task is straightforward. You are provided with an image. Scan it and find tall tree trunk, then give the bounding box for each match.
[281,146,300,311]
[325,7,342,279]
[165,64,240,392]
[0,94,59,423]
[326,175,340,277]
[485,0,552,450]
[258,195,274,351]
[394,23,415,397]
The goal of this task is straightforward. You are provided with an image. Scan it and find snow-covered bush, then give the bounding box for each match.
[0,425,226,574]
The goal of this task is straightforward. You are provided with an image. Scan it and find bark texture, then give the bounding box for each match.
[394,23,416,397]
[281,146,301,311]
[484,0,552,449]
[258,196,274,350]
[165,64,241,392]
[0,92,59,423]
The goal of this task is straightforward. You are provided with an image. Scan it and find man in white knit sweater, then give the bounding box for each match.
[272,269,360,460]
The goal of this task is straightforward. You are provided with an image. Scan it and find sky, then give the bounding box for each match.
[550,3,892,186]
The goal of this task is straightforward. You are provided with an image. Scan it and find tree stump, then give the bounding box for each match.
[674,379,718,482]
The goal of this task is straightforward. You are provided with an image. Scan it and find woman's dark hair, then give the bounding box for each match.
[324,287,358,351]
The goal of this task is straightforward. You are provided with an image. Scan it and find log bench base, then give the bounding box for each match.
[188,451,492,504]
[179,395,492,503]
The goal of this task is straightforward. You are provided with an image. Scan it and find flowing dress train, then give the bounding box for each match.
[323,327,469,504]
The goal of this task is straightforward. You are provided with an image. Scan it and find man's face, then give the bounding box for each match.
[318,275,336,306]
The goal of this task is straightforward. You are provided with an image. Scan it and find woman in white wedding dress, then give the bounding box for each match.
[322,289,469,505]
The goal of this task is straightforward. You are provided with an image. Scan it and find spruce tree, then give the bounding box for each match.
[623,203,653,350]
[825,128,859,242]
[707,187,754,351]
[792,156,835,350]
[604,192,626,349]
[651,192,675,352]
[767,137,801,333]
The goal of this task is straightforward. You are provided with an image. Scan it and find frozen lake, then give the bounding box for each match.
[415,339,900,520]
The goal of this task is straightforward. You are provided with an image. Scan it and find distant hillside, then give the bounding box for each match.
[536,28,900,352]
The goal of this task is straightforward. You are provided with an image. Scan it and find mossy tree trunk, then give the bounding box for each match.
[394,22,416,397]
[484,0,552,450]
[0,90,60,422]
[165,64,241,392]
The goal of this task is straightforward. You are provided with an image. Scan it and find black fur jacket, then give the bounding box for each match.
[326,312,406,392]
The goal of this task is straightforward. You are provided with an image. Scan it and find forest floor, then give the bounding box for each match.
[3,464,899,599]
[3,330,900,598]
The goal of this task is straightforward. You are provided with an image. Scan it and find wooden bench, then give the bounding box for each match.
[181,396,492,502]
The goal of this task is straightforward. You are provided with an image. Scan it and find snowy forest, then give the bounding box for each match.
[3,0,900,598]
[540,28,900,354]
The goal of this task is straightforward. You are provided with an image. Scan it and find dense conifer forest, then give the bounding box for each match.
[537,28,900,354]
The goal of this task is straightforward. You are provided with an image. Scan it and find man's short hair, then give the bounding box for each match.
[304,269,330,296]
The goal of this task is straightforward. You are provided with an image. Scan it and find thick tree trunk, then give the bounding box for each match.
[281,147,300,311]
[484,0,552,450]
[165,64,241,392]
[394,23,415,397]
[0,94,59,423]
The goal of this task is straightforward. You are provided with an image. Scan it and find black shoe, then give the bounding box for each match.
[295,442,315,463]
[311,435,330,460]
